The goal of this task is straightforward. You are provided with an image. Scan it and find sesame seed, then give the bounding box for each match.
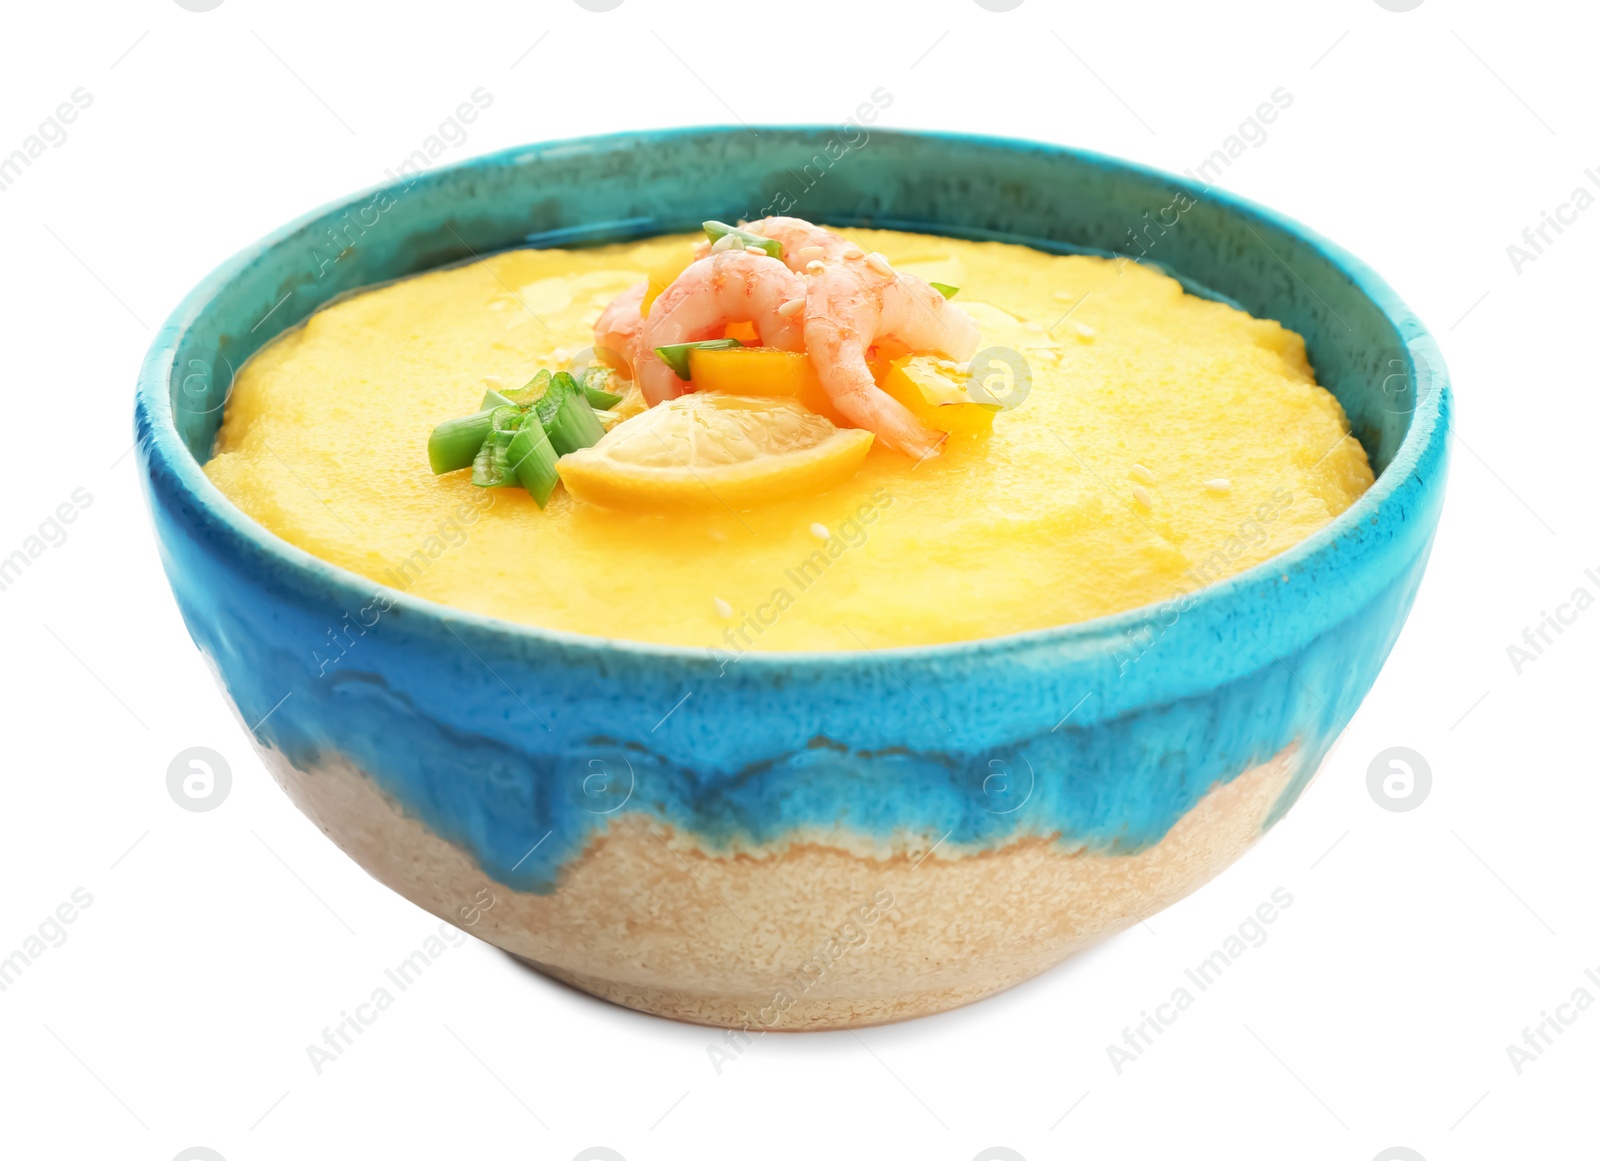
[711,233,741,252]
[810,522,830,541]
[745,244,767,256]
[551,347,571,362]
[1204,478,1232,493]
[1054,290,1077,301]
[778,297,805,317]
[1024,321,1044,333]
[1130,463,1156,485]
[865,252,893,276]
[1073,322,1096,341]
[713,597,734,619]
[842,247,865,260]
[1131,485,1153,509]
[805,259,825,274]
[482,375,506,389]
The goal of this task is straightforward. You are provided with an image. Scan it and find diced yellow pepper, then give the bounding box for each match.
[686,347,848,426]
[880,356,1002,437]
[689,347,814,398]
[640,250,697,317]
[723,320,759,343]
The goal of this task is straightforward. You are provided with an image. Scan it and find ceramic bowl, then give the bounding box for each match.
[137,127,1449,1030]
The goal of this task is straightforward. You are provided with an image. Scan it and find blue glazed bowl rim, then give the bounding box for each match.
[136,125,1450,668]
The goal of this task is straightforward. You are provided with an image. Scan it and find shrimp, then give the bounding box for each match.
[742,216,853,272]
[594,281,648,376]
[804,253,982,458]
[637,249,808,405]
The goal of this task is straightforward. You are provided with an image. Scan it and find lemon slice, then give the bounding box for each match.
[558,394,874,511]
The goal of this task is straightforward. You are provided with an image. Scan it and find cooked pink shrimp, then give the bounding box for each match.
[637,250,808,404]
[594,281,647,375]
[804,254,982,458]
[742,216,853,271]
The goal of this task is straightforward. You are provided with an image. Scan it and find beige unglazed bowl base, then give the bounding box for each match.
[266,745,1302,1031]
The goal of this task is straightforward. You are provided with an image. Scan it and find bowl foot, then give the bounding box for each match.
[509,954,1031,1030]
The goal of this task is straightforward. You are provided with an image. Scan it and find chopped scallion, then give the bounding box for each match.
[702,220,783,260]
[533,372,571,429]
[428,408,497,475]
[543,373,607,455]
[470,406,524,488]
[654,338,743,380]
[502,368,550,408]
[578,365,624,410]
[507,412,560,506]
[471,438,510,487]
[929,282,959,299]
[481,388,516,411]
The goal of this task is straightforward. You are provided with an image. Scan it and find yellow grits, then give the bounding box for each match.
[204,229,1373,651]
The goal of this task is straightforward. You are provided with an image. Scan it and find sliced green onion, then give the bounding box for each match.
[507,412,560,506]
[929,282,959,300]
[471,407,523,488]
[533,372,571,429]
[703,220,782,260]
[470,438,509,487]
[428,409,496,475]
[481,387,516,411]
[505,368,551,407]
[578,365,624,410]
[654,338,744,380]
[543,373,607,455]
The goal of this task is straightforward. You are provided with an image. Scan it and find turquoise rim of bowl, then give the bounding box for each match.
[135,125,1451,670]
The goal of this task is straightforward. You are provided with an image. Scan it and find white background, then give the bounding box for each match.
[0,1,1593,1158]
